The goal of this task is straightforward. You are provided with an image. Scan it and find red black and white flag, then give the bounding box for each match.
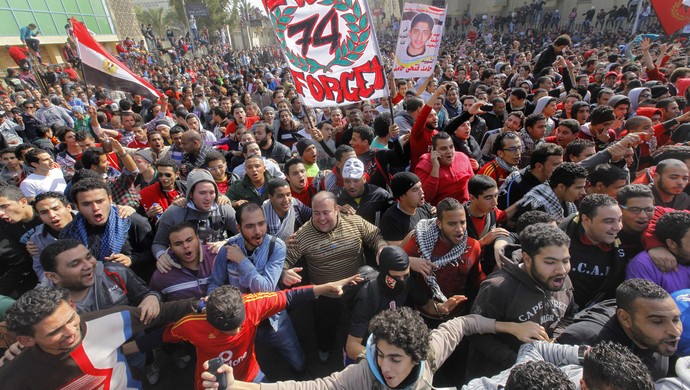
[71,17,161,100]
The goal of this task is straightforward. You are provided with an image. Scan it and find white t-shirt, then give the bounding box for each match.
[19,168,66,198]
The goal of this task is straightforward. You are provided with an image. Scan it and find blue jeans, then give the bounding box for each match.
[256,310,306,373]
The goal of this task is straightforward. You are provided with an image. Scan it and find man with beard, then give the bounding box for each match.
[467,223,575,379]
[209,202,306,374]
[557,278,682,380]
[401,197,484,321]
[337,158,394,226]
[344,246,464,364]
[410,85,457,171]
[627,212,690,293]
[254,122,290,165]
[251,80,272,108]
[261,179,311,242]
[415,132,474,206]
[498,143,563,210]
[478,132,521,187]
[276,108,303,149]
[650,159,690,210]
[380,172,434,245]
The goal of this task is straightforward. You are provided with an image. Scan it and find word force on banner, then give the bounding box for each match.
[263,0,388,106]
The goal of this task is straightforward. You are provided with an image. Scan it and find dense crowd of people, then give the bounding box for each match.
[1,1,690,389]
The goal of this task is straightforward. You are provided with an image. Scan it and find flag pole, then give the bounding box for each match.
[71,18,93,106]
[631,0,644,35]
[380,60,396,122]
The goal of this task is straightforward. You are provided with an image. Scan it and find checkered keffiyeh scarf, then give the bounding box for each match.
[498,167,522,193]
[415,218,468,302]
[521,183,578,220]
[262,199,296,242]
[495,156,518,175]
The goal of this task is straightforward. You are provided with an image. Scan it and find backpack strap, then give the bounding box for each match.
[464,203,481,240]
[373,152,391,188]
[267,235,277,259]
[104,268,127,295]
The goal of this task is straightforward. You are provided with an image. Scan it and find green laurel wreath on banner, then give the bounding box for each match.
[271,0,370,73]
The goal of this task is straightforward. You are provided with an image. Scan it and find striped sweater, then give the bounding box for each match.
[285,214,386,284]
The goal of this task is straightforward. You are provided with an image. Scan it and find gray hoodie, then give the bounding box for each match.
[152,169,237,258]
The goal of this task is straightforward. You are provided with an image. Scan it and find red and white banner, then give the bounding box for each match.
[262,0,387,107]
[71,17,161,100]
[394,3,446,78]
[651,0,690,35]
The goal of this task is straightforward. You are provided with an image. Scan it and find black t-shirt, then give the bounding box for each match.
[380,203,434,242]
[0,214,41,269]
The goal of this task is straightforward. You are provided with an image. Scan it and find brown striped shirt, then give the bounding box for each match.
[285,214,386,284]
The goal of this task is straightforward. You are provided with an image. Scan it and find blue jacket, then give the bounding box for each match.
[209,233,285,294]
[19,26,38,41]
[209,233,286,330]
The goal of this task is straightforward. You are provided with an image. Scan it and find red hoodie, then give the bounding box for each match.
[635,107,672,146]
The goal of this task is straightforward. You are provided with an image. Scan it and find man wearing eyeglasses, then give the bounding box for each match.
[203,150,238,195]
[616,183,672,268]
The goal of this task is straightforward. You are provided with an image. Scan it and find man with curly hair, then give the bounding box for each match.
[200,307,549,389]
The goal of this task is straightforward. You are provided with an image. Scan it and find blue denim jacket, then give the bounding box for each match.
[209,233,287,331]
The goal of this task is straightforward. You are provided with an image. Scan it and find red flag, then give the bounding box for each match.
[71,18,161,100]
[651,0,690,35]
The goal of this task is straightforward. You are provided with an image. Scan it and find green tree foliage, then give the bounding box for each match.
[134,7,179,37]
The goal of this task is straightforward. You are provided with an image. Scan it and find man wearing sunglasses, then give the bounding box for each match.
[19,100,43,142]
[139,158,186,224]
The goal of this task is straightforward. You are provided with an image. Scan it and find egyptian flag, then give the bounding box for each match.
[71,17,161,100]
[651,0,690,35]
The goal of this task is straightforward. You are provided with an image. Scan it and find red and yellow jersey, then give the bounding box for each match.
[163,291,288,389]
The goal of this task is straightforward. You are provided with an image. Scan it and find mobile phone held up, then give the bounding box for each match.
[207,357,227,388]
[480,104,493,112]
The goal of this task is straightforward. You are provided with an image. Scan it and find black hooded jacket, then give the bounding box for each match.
[556,299,670,380]
[466,261,575,378]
